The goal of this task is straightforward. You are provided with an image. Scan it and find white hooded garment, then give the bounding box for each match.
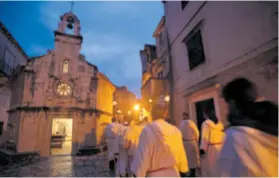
[115,125,129,177]
[214,126,278,177]
[131,119,188,177]
[200,119,225,177]
[179,119,200,169]
[104,122,121,161]
[122,124,145,176]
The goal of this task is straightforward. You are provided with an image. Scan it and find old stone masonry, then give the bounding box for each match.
[0,152,113,177]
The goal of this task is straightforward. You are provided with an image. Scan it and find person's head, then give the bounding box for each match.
[143,116,148,122]
[111,117,117,123]
[182,112,189,120]
[151,101,167,121]
[222,78,257,113]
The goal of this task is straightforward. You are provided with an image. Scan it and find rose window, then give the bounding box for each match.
[57,82,71,96]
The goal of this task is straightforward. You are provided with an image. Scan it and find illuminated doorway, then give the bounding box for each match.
[51,118,73,156]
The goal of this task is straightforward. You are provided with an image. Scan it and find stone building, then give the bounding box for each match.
[139,16,173,119]
[113,86,136,123]
[0,21,27,137]
[163,1,278,129]
[4,12,116,156]
[140,44,169,113]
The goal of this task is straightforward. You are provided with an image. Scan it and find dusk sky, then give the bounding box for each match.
[0,1,164,97]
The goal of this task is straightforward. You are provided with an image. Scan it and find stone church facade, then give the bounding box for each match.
[5,12,116,156]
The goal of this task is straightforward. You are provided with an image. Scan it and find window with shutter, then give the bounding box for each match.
[185,29,205,70]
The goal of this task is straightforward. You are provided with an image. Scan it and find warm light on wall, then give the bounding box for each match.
[116,109,121,114]
[164,95,170,102]
[133,104,140,111]
[128,110,132,115]
[113,101,117,106]
[148,99,153,103]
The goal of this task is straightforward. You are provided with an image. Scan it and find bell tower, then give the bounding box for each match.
[53,8,83,77]
[55,11,82,38]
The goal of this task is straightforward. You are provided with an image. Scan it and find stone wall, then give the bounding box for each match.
[173,47,278,127]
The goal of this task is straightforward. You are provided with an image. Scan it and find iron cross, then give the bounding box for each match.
[70,1,74,12]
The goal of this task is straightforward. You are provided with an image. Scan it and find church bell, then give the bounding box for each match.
[67,23,73,29]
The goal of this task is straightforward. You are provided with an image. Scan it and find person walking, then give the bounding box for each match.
[103,117,121,173]
[214,78,278,177]
[115,123,129,177]
[200,109,225,177]
[131,100,188,177]
[122,117,147,176]
[179,112,200,177]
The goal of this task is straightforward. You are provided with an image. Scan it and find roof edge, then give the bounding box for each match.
[152,16,165,38]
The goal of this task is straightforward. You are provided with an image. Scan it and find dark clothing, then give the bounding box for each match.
[109,158,118,173]
[179,172,188,177]
[189,168,196,177]
[109,160,114,172]
[227,101,278,136]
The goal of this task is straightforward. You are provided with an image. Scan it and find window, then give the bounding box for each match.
[181,1,189,10]
[146,54,150,63]
[62,60,69,73]
[185,29,205,70]
[0,121,3,136]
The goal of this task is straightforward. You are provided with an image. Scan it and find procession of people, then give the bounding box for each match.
[103,78,278,177]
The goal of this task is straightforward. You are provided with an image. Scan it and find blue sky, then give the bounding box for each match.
[0,1,163,97]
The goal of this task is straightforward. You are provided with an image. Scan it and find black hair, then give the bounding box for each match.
[222,78,257,104]
[222,78,257,117]
[254,101,278,126]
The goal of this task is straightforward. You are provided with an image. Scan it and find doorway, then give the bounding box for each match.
[51,118,73,156]
[195,98,215,142]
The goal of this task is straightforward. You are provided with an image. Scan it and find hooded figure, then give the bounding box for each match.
[115,124,129,177]
[214,78,278,177]
[103,117,121,172]
[200,109,225,177]
[122,116,147,176]
[179,112,200,177]
[131,100,188,177]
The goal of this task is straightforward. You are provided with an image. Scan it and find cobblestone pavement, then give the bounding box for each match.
[0,152,114,177]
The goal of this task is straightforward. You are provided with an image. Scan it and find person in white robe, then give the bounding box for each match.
[179,112,200,177]
[115,124,129,177]
[103,117,121,173]
[122,118,147,176]
[214,78,278,177]
[131,101,188,177]
[200,111,225,177]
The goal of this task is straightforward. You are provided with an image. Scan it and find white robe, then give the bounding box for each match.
[179,120,200,169]
[131,119,188,177]
[115,125,128,177]
[200,119,225,177]
[104,122,121,161]
[122,124,145,176]
[214,126,278,177]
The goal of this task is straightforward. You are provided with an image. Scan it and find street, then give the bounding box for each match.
[0,152,113,177]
